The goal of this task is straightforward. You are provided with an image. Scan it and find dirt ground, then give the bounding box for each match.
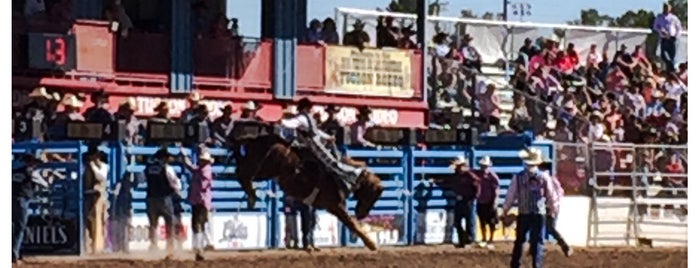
[14,244,687,268]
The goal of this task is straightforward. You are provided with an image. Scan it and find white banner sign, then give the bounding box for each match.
[277,212,340,247]
[128,214,192,251]
[211,213,268,250]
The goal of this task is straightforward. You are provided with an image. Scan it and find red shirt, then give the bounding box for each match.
[554,56,574,72]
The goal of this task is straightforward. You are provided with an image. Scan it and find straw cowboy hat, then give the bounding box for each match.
[519,148,543,166]
[478,156,492,166]
[449,155,468,170]
[62,94,83,108]
[188,91,204,102]
[29,87,51,99]
[243,100,261,111]
[198,151,215,163]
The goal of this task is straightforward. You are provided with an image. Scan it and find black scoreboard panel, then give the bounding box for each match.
[27,32,77,71]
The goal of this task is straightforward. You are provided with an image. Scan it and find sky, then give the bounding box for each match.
[226,0,671,37]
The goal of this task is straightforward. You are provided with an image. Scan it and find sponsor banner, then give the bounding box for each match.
[211,212,267,250]
[417,209,516,244]
[324,46,414,98]
[308,105,399,127]
[128,214,192,251]
[347,214,404,246]
[20,215,80,255]
[277,212,340,248]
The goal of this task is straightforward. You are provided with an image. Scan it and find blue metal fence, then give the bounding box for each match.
[12,138,553,253]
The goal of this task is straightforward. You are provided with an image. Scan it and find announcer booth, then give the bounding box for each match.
[339,127,416,247]
[409,128,478,244]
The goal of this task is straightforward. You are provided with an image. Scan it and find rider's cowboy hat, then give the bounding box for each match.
[199,151,215,163]
[449,155,468,170]
[243,100,261,111]
[297,98,312,111]
[62,94,83,108]
[478,156,493,167]
[188,91,204,102]
[519,148,543,166]
[153,101,169,112]
[29,87,51,99]
[120,97,137,111]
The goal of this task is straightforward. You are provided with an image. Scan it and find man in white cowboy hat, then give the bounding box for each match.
[22,86,53,120]
[503,148,558,268]
[281,97,364,202]
[179,91,204,124]
[432,156,480,248]
[49,94,86,140]
[180,147,215,261]
[474,156,500,249]
[238,100,263,122]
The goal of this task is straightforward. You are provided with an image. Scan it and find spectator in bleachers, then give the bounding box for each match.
[397,25,418,49]
[211,104,235,147]
[23,87,51,120]
[518,38,536,64]
[349,106,376,147]
[238,101,263,122]
[432,33,451,58]
[114,97,142,145]
[654,2,683,72]
[180,92,204,124]
[586,44,602,68]
[477,84,502,132]
[103,0,133,38]
[677,62,687,84]
[342,20,370,49]
[508,94,531,133]
[49,94,85,141]
[321,18,339,45]
[376,16,399,48]
[460,34,482,74]
[84,90,115,124]
[149,101,174,124]
[306,19,324,44]
[185,104,212,147]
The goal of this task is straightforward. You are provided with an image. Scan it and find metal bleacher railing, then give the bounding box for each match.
[11,136,554,255]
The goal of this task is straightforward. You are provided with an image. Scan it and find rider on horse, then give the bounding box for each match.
[280,98,363,202]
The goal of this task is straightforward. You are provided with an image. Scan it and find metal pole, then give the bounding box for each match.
[503,0,509,21]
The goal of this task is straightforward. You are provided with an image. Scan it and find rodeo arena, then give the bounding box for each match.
[10,0,690,267]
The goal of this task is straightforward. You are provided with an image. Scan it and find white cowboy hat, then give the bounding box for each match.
[199,151,214,163]
[652,90,665,98]
[478,156,492,166]
[449,155,468,170]
[29,86,51,99]
[519,148,543,166]
[188,91,203,102]
[243,100,260,111]
[62,94,83,108]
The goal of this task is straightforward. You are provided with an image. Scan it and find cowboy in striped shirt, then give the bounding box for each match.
[503,148,558,268]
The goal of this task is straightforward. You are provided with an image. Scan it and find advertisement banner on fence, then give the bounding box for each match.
[20,215,80,255]
[347,214,404,246]
[128,214,192,251]
[211,212,267,250]
[277,212,340,248]
[324,46,414,98]
[416,209,516,244]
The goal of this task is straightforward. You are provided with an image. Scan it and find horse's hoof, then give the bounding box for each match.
[366,242,378,251]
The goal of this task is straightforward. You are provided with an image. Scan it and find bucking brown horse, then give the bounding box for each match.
[231,133,385,250]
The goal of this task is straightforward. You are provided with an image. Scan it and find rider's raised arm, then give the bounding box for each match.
[280,115,304,129]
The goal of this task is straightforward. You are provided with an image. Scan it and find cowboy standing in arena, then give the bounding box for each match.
[144,147,182,255]
[280,97,363,204]
[181,147,215,261]
[432,156,479,248]
[12,154,50,264]
[503,148,558,268]
[474,156,500,249]
[83,145,110,254]
[540,159,573,257]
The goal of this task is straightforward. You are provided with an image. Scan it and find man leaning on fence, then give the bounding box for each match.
[502,148,558,268]
[181,147,215,261]
[12,154,50,264]
[83,145,110,254]
[144,147,182,256]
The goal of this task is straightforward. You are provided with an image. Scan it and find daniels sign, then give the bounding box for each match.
[21,215,80,255]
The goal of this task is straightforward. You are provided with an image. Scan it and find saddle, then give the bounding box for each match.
[291,146,354,195]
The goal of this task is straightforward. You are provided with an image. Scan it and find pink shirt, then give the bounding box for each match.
[185,162,214,209]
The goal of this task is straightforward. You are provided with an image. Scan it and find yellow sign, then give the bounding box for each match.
[324,46,414,98]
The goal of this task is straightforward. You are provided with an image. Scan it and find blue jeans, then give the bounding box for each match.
[454,199,477,246]
[12,197,29,261]
[511,214,546,268]
[660,37,677,72]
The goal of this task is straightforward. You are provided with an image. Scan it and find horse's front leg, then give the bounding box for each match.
[240,178,257,209]
[327,205,378,251]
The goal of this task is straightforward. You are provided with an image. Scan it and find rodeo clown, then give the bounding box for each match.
[502,148,558,268]
[280,97,364,203]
